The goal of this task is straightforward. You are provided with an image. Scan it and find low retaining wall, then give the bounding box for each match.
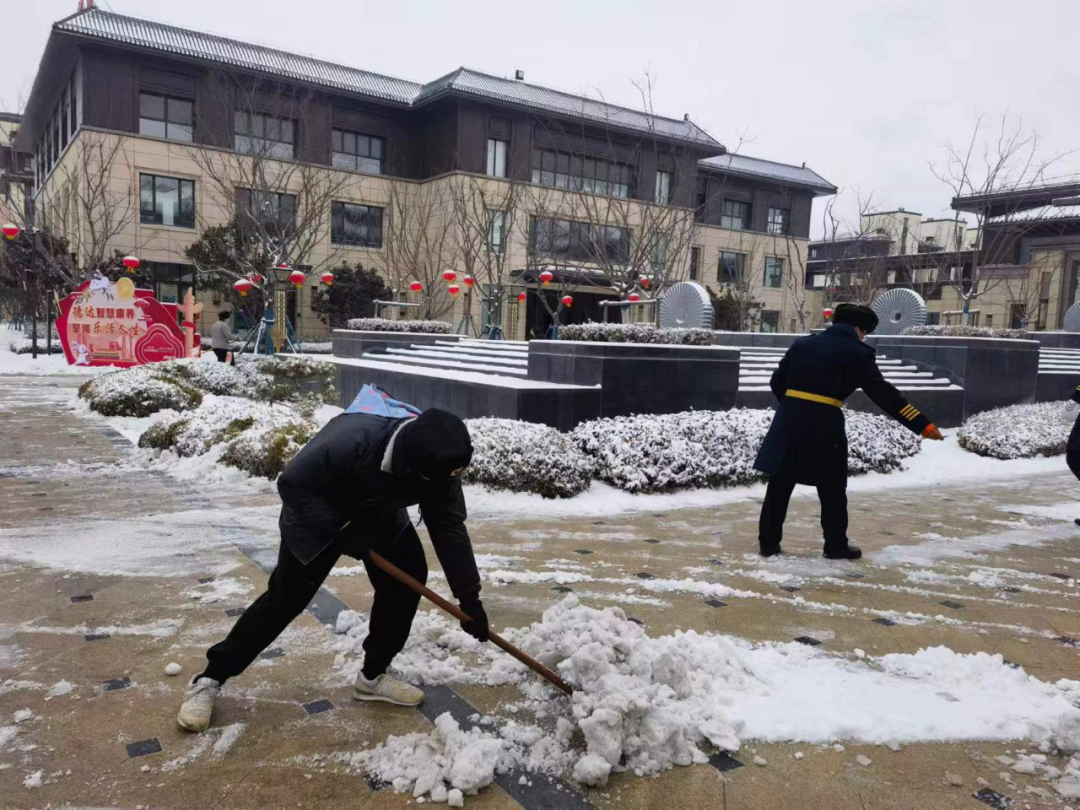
[1034,332,1080,350]
[866,335,1038,419]
[330,356,600,431]
[712,332,803,349]
[332,329,460,358]
[1035,372,1080,403]
[528,340,741,417]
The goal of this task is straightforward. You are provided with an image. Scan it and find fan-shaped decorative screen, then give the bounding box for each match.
[870,288,928,335]
[1064,302,1080,333]
[659,282,714,329]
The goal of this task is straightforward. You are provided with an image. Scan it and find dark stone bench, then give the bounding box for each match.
[332,329,461,358]
[866,335,1038,419]
[527,340,741,417]
[329,356,600,431]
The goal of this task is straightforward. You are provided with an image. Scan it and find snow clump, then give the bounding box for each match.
[345,317,452,334]
[903,324,1030,340]
[957,401,1072,460]
[463,418,593,498]
[559,322,714,345]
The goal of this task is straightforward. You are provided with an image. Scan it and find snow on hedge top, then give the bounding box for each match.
[559,322,713,345]
[902,325,1031,340]
[464,418,592,498]
[344,317,452,334]
[958,401,1072,460]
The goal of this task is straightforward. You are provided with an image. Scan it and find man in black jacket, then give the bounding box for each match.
[178,405,485,732]
[1065,384,1080,525]
[753,303,944,560]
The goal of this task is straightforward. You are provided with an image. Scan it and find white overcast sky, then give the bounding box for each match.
[5,0,1080,236]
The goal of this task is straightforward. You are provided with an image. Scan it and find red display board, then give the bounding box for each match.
[56,277,199,368]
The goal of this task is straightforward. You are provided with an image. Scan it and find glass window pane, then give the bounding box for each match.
[179,181,194,227]
[557,154,570,174]
[167,123,193,142]
[358,135,370,156]
[331,130,343,152]
[333,152,356,170]
[139,175,154,221]
[371,137,383,159]
[542,150,556,172]
[155,176,178,226]
[280,119,294,143]
[359,156,381,174]
[343,132,356,154]
[234,111,248,136]
[168,98,193,125]
[140,93,164,120]
[140,118,166,138]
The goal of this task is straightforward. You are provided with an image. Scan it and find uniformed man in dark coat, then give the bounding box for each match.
[753,303,944,560]
[1064,384,1080,525]
[178,398,486,731]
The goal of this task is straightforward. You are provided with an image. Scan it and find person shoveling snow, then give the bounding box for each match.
[179,385,490,731]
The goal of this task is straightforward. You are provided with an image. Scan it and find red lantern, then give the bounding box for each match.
[639,276,652,289]
[122,255,140,273]
[233,278,253,297]
[561,295,573,308]
[463,275,475,288]
[289,269,306,288]
[277,262,292,270]
[442,269,457,283]
[628,292,641,303]
[320,271,335,286]
[249,273,264,285]
[823,307,834,319]
[539,269,554,286]
[409,280,423,293]
[1,223,19,241]
[448,283,461,297]
[517,291,526,302]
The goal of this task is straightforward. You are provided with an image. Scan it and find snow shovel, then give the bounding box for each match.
[367,549,575,696]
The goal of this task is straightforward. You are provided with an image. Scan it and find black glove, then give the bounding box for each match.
[459,598,490,642]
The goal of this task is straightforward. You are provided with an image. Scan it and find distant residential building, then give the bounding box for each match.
[0,112,33,226]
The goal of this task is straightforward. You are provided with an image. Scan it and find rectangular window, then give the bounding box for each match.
[764,256,784,288]
[984,314,992,328]
[767,206,790,236]
[235,111,294,159]
[236,189,296,238]
[70,74,78,134]
[488,210,507,253]
[139,173,195,228]
[689,246,700,281]
[655,170,671,205]
[530,217,630,264]
[531,148,632,198]
[332,129,384,174]
[718,251,746,282]
[486,139,508,178]
[760,311,780,333]
[139,92,193,142]
[331,201,384,248]
[721,199,749,230]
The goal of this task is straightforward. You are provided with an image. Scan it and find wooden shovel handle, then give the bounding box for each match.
[367,550,574,696]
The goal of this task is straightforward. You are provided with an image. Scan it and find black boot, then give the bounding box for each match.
[759,545,783,558]
[1074,519,1080,527]
[824,545,862,560]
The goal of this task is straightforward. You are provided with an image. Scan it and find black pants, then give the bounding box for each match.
[212,348,229,363]
[200,522,428,685]
[759,470,849,553]
[1068,413,1080,480]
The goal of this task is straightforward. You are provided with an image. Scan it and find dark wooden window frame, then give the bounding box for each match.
[530,147,634,199]
[530,216,631,265]
[767,206,791,236]
[139,92,194,143]
[332,129,385,174]
[331,201,384,248]
[140,173,195,229]
[234,111,295,159]
[718,250,747,282]
[721,199,750,230]
[763,256,784,288]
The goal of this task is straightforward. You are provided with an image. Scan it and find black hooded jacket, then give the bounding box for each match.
[276,412,481,601]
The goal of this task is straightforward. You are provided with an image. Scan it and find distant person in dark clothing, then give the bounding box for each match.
[210,311,233,362]
[178,393,486,731]
[753,303,945,560]
[1065,385,1080,525]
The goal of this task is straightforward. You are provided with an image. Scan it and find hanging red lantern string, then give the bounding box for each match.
[288,269,306,289]
[1,223,19,240]
[320,271,335,286]
[447,283,461,297]
[539,269,554,286]
[122,255,140,273]
[462,275,475,289]
[517,291,526,302]
[442,269,457,283]
[409,280,423,293]
[234,278,253,297]
[561,295,573,308]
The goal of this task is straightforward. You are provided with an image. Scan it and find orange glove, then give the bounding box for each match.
[922,424,944,441]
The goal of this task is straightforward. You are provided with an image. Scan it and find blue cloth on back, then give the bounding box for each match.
[344,384,422,418]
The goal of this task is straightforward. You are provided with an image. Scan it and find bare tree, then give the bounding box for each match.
[383,179,458,321]
[929,113,1070,321]
[815,190,894,309]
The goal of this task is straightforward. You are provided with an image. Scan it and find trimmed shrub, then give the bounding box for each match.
[152,358,265,396]
[902,325,1031,340]
[345,317,452,334]
[8,339,65,355]
[463,418,593,498]
[249,355,338,404]
[220,421,316,480]
[559,323,714,345]
[844,410,923,474]
[137,396,306,458]
[78,367,203,417]
[957,401,1072,459]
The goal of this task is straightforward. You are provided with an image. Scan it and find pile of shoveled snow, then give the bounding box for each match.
[336,597,1080,800]
[958,401,1073,460]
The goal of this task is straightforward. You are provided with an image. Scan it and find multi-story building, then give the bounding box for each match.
[0,112,33,226]
[807,186,1080,330]
[18,4,835,339]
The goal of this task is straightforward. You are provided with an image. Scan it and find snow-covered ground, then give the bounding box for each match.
[0,327,110,376]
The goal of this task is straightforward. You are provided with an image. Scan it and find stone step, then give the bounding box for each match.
[363,352,527,376]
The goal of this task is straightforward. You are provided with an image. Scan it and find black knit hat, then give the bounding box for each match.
[833,303,879,333]
[392,409,473,479]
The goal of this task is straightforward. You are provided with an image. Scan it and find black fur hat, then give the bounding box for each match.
[833,303,879,333]
[393,409,473,479]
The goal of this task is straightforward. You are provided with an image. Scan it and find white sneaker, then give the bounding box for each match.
[353,673,424,706]
[177,677,221,731]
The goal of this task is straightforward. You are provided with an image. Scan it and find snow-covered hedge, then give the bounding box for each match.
[573,408,921,493]
[138,395,316,479]
[957,401,1071,460]
[249,355,338,404]
[8,339,65,355]
[345,317,452,334]
[463,418,593,498]
[902,325,1031,340]
[558,323,714,345]
[79,366,203,417]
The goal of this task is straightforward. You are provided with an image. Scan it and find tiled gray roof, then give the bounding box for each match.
[699,153,836,194]
[54,8,720,146]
